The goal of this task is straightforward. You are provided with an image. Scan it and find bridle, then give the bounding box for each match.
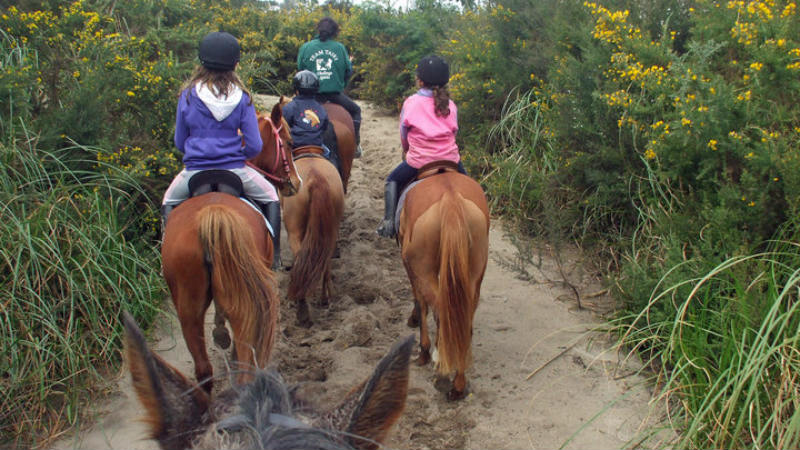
[247,116,297,193]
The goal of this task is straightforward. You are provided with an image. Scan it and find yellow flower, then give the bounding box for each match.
[708,139,718,150]
[681,118,692,126]
[126,91,135,97]
[644,148,656,160]
[749,62,763,71]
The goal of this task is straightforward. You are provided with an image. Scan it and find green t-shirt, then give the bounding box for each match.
[297,38,352,94]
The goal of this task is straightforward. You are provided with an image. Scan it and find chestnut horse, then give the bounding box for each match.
[398,170,489,400]
[160,103,300,392]
[281,108,346,327]
[323,102,356,193]
[123,311,413,450]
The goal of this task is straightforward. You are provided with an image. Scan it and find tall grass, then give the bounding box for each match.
[0,129,164,447]
[615,222,800,449]
[483,89,566,236]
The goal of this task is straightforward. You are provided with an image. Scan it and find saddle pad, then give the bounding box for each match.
[394,179,423,232]
[241,198,274,237]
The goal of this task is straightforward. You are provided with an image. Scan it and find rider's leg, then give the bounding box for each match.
[457,161,467,175]
[325,92,363,157]
[377,162,417,238]
[323,126,343,179]
[160,169,194,238]
[233,166,282,269]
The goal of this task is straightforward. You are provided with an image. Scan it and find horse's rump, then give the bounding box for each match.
[161,193,278,387]
[285,159,345,303]
[398,173,489,399]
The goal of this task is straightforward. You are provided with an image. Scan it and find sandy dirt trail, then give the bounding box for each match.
[56,97,660,450]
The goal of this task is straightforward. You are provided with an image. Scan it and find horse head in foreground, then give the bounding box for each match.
[123,312,413,450]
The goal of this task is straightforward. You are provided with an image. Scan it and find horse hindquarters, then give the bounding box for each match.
[196,204,278,385]
[402,187,488,400]
[436,191,486,400]
[286,162,344,326]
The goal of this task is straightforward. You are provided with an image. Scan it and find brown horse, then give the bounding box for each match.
[281,130,346,328]
[323,102,356,193]
[123,311,413,450]
[398,170,489,400]
[160,103,300,393]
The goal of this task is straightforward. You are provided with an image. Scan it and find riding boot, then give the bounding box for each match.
[353,119,362,158]
[376,181,399,238]
[160,204,174,241]
[262,201,282,270]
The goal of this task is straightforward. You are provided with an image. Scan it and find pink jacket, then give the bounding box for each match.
[400,89,460,168]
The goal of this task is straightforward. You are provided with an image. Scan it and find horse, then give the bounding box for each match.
[323,102,356,193]
[160,103,300,393]
[122,311,413,450]
[397,167,490,400]
[276,101,346,328]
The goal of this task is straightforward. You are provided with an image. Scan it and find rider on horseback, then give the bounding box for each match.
[283,70,342,174]
[297,17,362,158]
[160,31,282,267]
[376,55,467,238]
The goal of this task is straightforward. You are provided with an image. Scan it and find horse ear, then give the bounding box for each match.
[271,101,282,125]
[122,311,210,450]
[339,335,414,450]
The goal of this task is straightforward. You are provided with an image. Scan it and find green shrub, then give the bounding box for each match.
[0,133,164,447]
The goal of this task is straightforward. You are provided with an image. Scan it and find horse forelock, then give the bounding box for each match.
[193,371,356,450]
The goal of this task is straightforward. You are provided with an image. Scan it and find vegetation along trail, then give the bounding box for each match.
[60,97,659,450]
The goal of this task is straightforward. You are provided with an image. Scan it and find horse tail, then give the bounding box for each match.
[289,170,339,301]
[436,191,476,376]
[197,205,278,369]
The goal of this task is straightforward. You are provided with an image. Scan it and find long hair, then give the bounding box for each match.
[180,65,253,105]
[420,80,452,117]
[316,17,339,41]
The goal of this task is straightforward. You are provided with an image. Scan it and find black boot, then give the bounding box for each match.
[353,119,362,158]
[262,201,282,270]
[160,204,175,241]
[376,181,399,238]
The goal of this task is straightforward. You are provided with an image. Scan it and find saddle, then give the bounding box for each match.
[415,160,459,181]
[292,145,326,159]
[187,169,244,198]
[185,169,273,236]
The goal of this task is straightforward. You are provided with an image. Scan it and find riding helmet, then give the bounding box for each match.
[198,31,240,71]
[293,70,320,95]
[416,55,450,87]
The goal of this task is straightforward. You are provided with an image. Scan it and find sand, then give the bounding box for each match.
[54,97,662,450]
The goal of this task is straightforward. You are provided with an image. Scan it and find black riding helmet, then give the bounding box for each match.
[293,70,320,95]
[416,55,450,87]
[198,31,240,71]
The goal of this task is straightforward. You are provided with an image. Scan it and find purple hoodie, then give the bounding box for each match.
[174,84,263,170]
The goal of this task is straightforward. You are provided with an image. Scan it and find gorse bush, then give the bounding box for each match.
[486,0,800,446]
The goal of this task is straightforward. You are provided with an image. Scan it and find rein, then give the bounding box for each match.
[250,117,292,185]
